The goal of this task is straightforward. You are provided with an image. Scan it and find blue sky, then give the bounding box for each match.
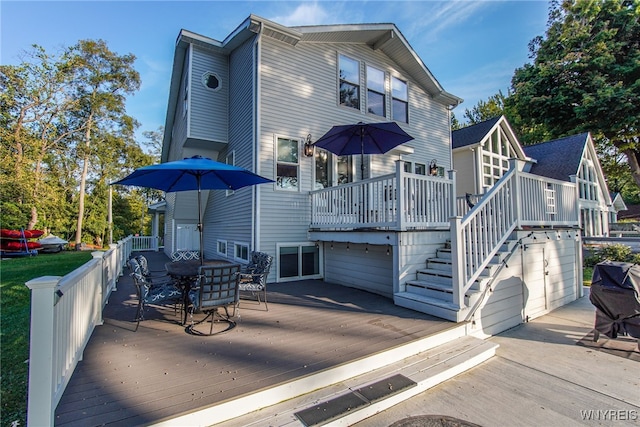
[1,1,549,142]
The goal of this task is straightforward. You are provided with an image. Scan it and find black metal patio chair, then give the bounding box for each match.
[186,264,241,336]
[128,258,182,331]
[239,251,273,311]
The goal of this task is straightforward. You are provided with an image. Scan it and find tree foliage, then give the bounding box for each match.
[0,41,157,245]
[507,0,640,184]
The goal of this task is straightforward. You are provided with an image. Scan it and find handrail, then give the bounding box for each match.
[451,168,519,308]
[451,161,579,310]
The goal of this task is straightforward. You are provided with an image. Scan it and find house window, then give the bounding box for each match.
[414,163,426,175]
[226,151,235,196]
[339,55,360,109]
[314,148,332,189]
[277,243,321,281]
[545,186,557,215]
[182,75,189,118]
[404,161,413,173]
[202,71,221,91]
[367,66,386,117]
[578,159,599,201]
[481,128,513,187]
[392,77,408,123]
[234,243,249,262]
[276,137,299,191]
[337,155,353,185]
[217,240,227,256]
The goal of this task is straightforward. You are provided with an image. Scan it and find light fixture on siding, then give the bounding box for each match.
[429,159,438,176]
[304,134,314,157]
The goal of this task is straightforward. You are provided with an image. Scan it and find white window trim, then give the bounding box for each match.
[366,65,386,118]
[275,135,301,192]
[202,71,222,92]
[276,242,323,282]
[337,53,361,111]
[391,75,408,123]
[217,239,227,257]
[234,242,250,262]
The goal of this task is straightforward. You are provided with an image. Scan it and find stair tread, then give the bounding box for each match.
[216,336,497,427]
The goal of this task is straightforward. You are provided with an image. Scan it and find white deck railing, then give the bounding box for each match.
[25,236,137,427]
[310,161,455,230]
[450,160,578,309]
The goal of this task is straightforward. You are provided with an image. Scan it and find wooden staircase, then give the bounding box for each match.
[395,238,518,322]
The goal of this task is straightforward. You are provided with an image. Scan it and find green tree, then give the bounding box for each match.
[68,39,140,247]
[461,90,507,125]
[508,0,640,183]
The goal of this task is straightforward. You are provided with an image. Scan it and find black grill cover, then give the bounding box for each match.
[589,261,640,339]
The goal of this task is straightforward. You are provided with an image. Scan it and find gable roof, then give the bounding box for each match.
[162,15,462,161]
[523,133,589,181]
[451,116,501,149]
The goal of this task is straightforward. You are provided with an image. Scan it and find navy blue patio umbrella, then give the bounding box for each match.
[113,155,273,263]
[313,122,414,179]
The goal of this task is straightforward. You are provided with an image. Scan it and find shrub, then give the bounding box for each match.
[584,243,640,267]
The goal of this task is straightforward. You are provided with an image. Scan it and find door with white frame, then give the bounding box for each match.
[175,223,200,252]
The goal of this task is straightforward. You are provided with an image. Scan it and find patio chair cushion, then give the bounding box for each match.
[171,250,200,261]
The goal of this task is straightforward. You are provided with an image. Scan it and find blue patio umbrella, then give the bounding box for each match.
[113,155,272,263]
[313,122,414,179]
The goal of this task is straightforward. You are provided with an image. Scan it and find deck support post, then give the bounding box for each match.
[25,276,62,427]
[450,216,464,310]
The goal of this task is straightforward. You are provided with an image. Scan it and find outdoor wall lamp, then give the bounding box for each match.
[429,159,438,176]
[304,134,314,157]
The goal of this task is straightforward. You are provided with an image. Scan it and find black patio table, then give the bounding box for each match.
[165,259,237,324]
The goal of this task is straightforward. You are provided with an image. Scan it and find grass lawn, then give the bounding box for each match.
[1,251,92,427]
[583,266,593,286]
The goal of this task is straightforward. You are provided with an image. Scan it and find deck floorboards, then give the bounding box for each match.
[55,251,452,426]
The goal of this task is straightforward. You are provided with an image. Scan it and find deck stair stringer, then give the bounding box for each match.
[150,324,492,427]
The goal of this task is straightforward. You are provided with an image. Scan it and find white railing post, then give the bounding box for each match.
[92,251,106,325]
[396,161,406,231]
[510,159,523,229]
[449,216,464,309]
[448,169,457,217]
[25,276,62,427]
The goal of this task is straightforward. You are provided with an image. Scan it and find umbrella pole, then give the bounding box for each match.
[197,175,204,265]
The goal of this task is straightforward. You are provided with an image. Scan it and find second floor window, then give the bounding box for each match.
[392,77,408,123]
[339,55,360,109]
[276,137,299,191]
[367,66,386,117]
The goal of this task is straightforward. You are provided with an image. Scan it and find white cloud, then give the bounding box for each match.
[271,2,331,26]
[403,1,488,42]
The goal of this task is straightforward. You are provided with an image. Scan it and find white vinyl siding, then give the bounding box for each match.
[256,36,452,269]
[188,45,229,143]
[200,37,256,261]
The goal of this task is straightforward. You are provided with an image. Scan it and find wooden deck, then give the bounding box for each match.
[54,251,453,426]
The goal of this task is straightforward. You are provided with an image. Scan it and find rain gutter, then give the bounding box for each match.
[252,23,262,252]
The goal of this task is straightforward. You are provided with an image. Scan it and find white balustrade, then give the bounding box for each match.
[25,237,133,427]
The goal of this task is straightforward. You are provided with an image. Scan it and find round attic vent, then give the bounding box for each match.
[202,72,221,91]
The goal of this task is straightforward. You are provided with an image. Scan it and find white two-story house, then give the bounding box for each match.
[161,15,584,335]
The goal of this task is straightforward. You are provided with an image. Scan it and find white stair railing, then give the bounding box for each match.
[451,167,519,309]
[450,160,578,310]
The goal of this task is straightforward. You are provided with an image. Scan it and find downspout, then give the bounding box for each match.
[252,24,262,251]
